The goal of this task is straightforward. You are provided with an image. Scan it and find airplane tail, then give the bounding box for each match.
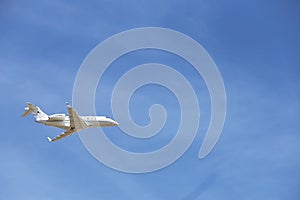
[22,102,48,120]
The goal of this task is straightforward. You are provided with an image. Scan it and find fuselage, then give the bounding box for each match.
[36,115,118,130]
[22,102,118,142]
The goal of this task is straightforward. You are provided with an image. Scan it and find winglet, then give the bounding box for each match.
[65,102,71,109]
[47,137,53,142]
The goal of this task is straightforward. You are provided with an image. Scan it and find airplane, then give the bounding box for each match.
[22,102,118,142]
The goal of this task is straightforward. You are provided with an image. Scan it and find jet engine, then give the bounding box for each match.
[48,114,66,121]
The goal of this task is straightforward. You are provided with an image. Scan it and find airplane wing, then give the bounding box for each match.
[66,103,88,130]
[47,129,76,142]
[47,103,88,142]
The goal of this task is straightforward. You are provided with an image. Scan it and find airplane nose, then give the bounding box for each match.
[111,119,118,126]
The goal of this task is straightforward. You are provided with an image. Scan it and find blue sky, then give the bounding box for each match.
[1,0,300,199]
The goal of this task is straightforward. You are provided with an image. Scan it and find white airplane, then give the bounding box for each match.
[22,102,118,142]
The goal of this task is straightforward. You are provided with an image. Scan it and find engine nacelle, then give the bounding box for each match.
[48,114,66,121]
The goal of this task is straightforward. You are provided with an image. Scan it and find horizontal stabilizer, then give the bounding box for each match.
[21,103,37,117]
[21,102,48,120]
[21,108,31,117]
